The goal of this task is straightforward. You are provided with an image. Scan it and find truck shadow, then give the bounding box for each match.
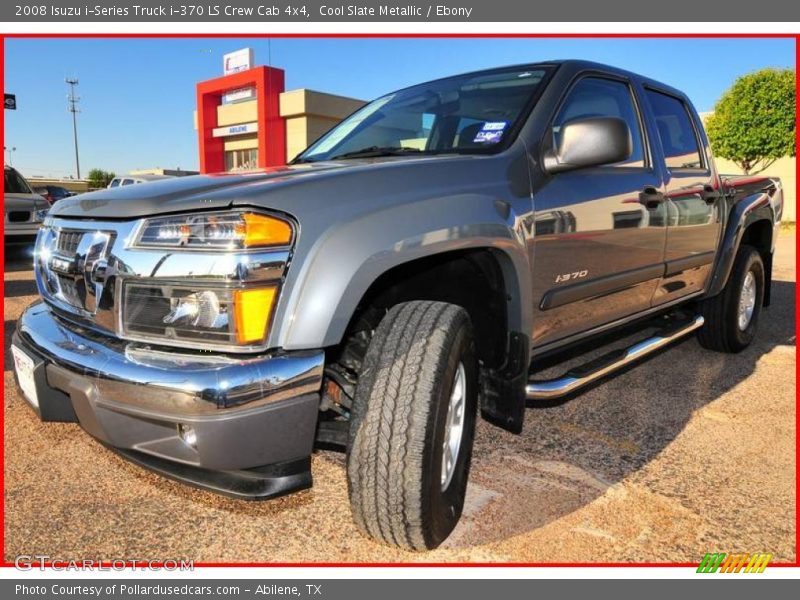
[4,279,38,299]
[443,278,795,548]
[4,320,18,372]
[4,245,35,273]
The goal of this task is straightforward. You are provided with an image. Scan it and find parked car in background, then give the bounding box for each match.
[4,165,49,245]
[33,185,76,204]
[107,174,173,188]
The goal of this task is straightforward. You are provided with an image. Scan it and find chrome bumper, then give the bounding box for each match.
[17,302,323,414]
[5,222,41,240]
[14,302,324,477]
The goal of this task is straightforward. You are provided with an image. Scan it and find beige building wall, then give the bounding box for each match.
[193,89,365,166]
[280,89,365,161]
[224,135,258,152]
[26,178,89,193]
[130,168,199,177]
[217,101,258,127]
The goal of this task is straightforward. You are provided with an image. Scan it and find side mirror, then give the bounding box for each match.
[544,116,632,174]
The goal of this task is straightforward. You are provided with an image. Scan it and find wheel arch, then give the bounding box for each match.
[706,190,776,301]
[275,204,533,353]
[339,246,526,369]
[314,245,533,435]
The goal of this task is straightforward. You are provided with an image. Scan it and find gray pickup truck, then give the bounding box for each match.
[13,60,783,550]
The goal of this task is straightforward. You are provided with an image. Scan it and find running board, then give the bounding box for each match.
[525,315,705,400]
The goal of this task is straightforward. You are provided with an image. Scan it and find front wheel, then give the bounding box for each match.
[697,244,765,353]
[346,301,478,550]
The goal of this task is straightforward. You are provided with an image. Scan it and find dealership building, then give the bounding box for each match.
[193,48,364,172]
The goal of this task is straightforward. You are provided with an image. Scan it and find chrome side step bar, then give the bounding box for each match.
[525,315,705,400]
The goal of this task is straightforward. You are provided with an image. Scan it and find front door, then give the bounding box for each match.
[530,75,667,348]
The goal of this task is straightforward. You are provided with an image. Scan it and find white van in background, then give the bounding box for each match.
[107,173,173,188]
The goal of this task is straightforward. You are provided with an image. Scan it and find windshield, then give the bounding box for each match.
[4,168,33,194]
[296,66,551,163]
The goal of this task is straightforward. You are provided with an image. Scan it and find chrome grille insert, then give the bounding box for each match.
[37,227,113,316]
[56,230,83,254]
[56,275,82,307]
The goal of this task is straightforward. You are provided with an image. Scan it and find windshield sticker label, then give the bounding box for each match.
[473,121,508,144]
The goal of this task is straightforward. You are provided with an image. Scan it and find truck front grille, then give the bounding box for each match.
[36,226,114,318]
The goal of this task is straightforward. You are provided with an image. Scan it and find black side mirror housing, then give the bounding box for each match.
[544,116,633,174]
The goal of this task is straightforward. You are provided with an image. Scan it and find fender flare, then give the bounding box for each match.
[272,195,533,351]
[705,190,776,298]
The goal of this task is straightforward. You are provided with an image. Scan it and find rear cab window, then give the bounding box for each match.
[645,89,705,170]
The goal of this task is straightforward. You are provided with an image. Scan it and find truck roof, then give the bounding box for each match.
[399,59,688,103]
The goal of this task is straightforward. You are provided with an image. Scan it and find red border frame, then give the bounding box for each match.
[0,32,797,570]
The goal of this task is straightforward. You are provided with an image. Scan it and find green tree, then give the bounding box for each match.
[87,168,115,189]
[706,68,796,175]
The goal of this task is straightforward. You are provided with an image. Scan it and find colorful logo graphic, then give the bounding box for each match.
[697,553,772,573]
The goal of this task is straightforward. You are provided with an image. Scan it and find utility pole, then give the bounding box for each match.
[65,77,81,179]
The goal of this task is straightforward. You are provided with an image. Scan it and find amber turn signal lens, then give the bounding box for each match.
[233,287,277,344]
[239,213,293,248]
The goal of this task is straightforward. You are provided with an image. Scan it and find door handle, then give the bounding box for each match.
[639,186,665,209]
[701,185,721,205]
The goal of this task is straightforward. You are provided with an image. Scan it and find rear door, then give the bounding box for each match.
[530,74,668,347]
[642,88,722,305]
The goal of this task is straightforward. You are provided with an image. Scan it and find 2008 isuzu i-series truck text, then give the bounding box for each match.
[12,61,783,550]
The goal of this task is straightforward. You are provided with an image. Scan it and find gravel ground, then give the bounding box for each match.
[3,231,795,564]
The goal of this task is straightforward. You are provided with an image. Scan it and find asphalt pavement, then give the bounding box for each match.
[3,231,795,563]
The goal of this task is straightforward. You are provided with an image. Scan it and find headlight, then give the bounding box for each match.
[122,283,277,348]
[132,211,293,250]
[33,209,49,223]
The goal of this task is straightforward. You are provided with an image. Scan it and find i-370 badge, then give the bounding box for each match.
[555,270,588,283]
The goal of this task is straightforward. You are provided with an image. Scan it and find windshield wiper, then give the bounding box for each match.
[330,146,424,160]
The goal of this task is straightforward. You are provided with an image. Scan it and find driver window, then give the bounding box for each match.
[553,77,646,168]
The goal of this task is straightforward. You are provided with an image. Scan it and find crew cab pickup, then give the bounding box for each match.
[12,61,783,550]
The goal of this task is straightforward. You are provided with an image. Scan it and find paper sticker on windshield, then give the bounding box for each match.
[473,121,508,144]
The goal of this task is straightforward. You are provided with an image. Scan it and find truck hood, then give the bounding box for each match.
[50,155,494,219]
[49,153,517,222]
[50,164,343,219]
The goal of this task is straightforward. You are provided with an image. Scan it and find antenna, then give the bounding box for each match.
[65,77,81,179]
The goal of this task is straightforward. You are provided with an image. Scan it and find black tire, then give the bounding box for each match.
[346,301,478,550]
[697,245,765,353]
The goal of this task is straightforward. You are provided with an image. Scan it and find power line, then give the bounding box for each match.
[66,77,81,179]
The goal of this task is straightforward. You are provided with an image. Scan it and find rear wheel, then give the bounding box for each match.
[697,245,765,353]
[346,301,478,550]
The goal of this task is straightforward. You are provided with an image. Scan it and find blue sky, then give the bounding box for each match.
[4,37,795,178]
